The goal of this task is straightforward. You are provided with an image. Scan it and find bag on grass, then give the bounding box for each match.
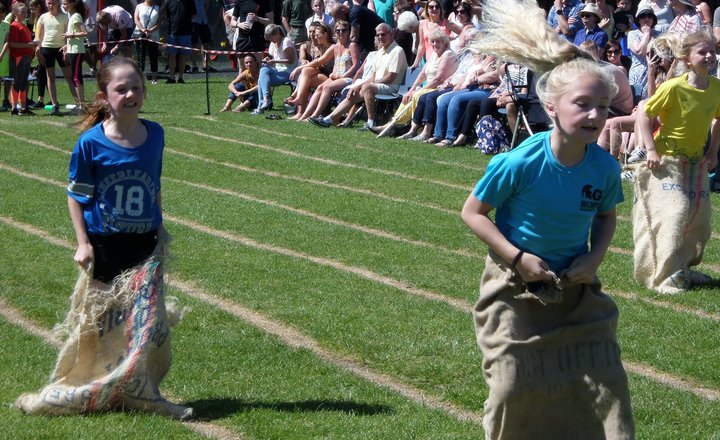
[474,115,510,155]
[632,156,711,293]
[13,232,193,419]
[474,253,635,440]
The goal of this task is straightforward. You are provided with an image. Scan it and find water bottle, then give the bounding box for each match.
[44,104,54,112]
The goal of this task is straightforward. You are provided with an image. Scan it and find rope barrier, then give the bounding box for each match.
[89,36,258,115]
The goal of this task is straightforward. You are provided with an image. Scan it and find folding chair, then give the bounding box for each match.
[373,67,421,125]
[503,67,550,150]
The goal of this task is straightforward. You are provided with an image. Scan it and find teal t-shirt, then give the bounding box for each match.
[473,131,624,273]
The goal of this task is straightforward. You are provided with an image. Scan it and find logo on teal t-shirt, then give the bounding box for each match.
[580,184,603,211]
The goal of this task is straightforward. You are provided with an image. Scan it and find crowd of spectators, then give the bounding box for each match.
[2,0,720,165]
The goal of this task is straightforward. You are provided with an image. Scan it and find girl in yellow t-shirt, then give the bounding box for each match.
[634,28,720,293]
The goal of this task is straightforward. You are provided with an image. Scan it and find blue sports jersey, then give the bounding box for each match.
[67,120,164,235]
[473,131,624,273]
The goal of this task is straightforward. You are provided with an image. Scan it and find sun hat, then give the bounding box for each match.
[675,0,696,8]
[635,7,658,27]
[579,2,602,19]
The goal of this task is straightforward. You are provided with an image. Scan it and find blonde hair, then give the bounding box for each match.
[428,28,450,47]
[473,0,617,107]
[651,28,715,76]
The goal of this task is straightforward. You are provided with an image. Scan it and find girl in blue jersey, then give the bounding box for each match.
[68,57,164,285]
[460,1,634,438]
[19,58,193,420]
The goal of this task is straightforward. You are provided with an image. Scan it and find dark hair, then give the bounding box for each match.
[0,3,6,14]
[67,0,86,20]
[76,58,147,131]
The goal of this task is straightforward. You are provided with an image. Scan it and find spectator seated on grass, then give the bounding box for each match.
[309,22,407,130]
[220,53,261,112]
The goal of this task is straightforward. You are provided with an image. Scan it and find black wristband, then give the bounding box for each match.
[510,251,524,270]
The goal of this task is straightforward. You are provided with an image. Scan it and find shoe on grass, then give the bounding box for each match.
[309,116,331,128]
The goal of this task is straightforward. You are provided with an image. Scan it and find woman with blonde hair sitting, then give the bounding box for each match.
[372,29,458,139]
[284,21,336,118]
[289,20,360,120]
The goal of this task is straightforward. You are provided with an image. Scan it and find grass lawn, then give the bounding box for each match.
[0,72,719,439]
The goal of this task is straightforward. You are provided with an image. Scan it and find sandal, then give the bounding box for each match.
[435,139,454,148]
[424,137,441,144]
[397,131,418,140]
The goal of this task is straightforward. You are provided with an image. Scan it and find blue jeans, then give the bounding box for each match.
[258,66,291,104]
[433,88,492,140]
[227,83,259,108]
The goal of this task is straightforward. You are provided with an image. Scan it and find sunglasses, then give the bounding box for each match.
[428,4,440,10]
[606,49,620,55]
[335,28,347,33]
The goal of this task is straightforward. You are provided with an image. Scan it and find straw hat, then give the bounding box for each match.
[579,2,602,19]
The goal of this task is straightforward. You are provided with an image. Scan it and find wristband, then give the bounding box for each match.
[510,251,524,270]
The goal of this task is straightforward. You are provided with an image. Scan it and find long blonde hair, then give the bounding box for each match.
[473,0,618,107]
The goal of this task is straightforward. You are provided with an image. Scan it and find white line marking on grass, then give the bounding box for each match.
[0,297,62,347]
[191,115,311,140]
[0,299,246,440]
[352,143,484,172]
[3,213,720,405]
[168,126,469,191]
[193,115,483,172]
[2,164,718,323]
[165,148,459,215]
[0,129,71,154]
[0,128,460,216]
[0,217,484,425]
[164,214,474,313]
[165,176,481,259]
[624,362,719,401]
[170,278,484,424]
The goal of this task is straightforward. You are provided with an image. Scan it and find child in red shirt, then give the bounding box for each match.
[7,2,38,114]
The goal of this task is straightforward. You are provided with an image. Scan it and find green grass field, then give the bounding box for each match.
[1,74,719,439]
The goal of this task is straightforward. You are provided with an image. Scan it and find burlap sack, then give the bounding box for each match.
[633,156,711,294]
[14,232,193,419]
[474,253,635,440]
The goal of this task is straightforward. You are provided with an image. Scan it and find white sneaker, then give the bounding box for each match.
[627,148,647,164]
[621,170,635,181]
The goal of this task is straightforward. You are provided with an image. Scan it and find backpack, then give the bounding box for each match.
[475,115,510,154]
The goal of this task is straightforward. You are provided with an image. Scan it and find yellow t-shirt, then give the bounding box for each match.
[644,73,720,158]
[39,11,69,48]
[66,13,85,54]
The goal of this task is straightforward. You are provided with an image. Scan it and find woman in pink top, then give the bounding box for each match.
[410,0,455,70]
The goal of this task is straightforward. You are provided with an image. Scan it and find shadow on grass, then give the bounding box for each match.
[186,398,394,420]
